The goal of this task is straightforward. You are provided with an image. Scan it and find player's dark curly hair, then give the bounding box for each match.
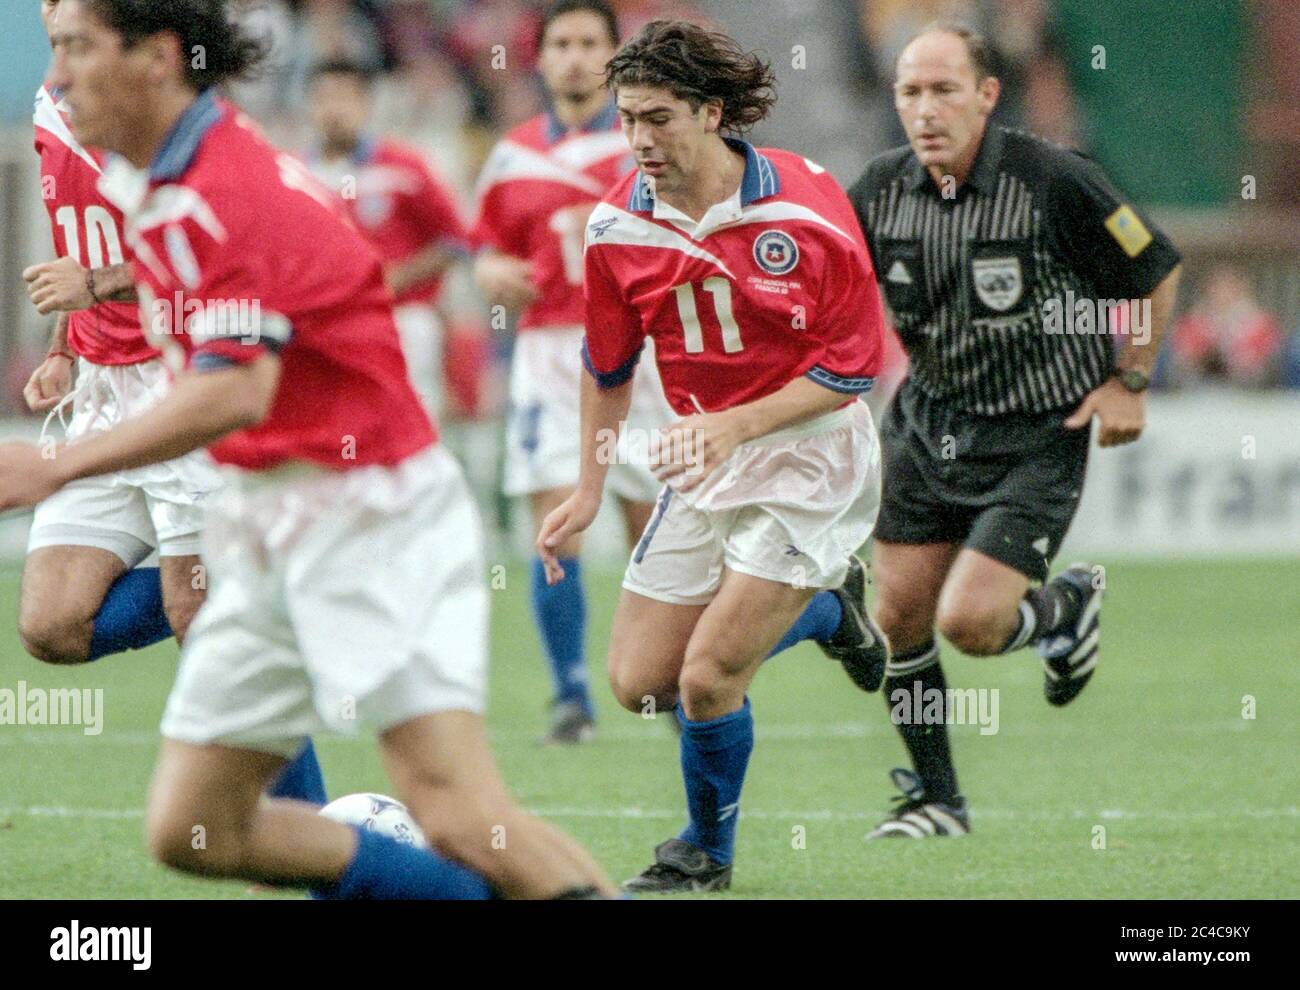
[605,20,777,133]
[85,0,268,91]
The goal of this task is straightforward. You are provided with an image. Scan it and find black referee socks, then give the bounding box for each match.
[1001,579,1085,653]
[883,642,960,804]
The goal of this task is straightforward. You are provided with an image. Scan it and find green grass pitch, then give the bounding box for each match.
[0,558,1295,899]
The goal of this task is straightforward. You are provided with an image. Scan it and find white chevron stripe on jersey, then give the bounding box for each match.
[130,185,228,243]
[717,200,857,243]
[584,203,736,279]
[548,130,630,172]
[474,140,608,201]
[34,86,101,175]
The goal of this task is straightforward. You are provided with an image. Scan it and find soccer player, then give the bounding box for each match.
[22,0,210,669]
[306,59,468,416]
[470,0,676,743]
[538,20,888,892]
[847,23,1182,837]
[1,0,615,899]
[23,0,324,807]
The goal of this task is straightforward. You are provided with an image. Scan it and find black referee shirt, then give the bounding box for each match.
[848,125,1181,417]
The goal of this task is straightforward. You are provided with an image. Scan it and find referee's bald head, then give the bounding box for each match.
[897,22,998,83]
[893,22,1001,182]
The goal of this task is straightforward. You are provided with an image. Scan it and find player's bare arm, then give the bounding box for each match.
[23,312,75,413]
[385,242,457,298]
[0,356,279,511]
[653,377,851,490]
[22,257,137,314]
[536,370,631,583]
[1065,264,1182,447]
[472,248,539,311]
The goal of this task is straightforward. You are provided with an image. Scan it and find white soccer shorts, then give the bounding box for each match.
[27,358,224,563]
[393,302,444,419]
[622,401,882,604]
[159,444,489,757]
[503,326,672,503]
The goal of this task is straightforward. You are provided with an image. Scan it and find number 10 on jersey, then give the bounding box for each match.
[673,277,744,354]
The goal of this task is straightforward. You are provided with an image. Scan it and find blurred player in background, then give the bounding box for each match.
[849,23,1181,838]
[471,0,676,744]
[307,59,469,417]
[2,0,614,899]
[539,20,889,892]
[22,0,325,804]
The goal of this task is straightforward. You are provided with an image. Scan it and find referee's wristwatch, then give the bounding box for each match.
[1114,368,1150,393]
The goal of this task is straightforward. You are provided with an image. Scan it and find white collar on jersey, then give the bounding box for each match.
[649,175,745,239]
[627,137,779,212]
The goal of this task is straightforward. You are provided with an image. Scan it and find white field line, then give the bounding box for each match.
[0,719,1283,747]
[1,804,1297,823]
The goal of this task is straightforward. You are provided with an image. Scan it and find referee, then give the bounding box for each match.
[848,23,1182,838]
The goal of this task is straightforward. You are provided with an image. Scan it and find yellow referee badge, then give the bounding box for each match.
[1104,205,1153,258]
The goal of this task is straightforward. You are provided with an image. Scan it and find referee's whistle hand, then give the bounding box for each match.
[1064,379,1146,448]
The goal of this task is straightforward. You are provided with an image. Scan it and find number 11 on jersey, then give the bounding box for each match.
[673,277,744,354]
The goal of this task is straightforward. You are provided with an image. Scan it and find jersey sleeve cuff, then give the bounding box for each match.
[581,337,643,390]
[805,365,875,394]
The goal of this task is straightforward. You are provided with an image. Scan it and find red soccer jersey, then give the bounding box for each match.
[582,141,884,416]
[99,92,435,471]
[33,85,157,366]
[312,138,467,307]
[469,103,631,331]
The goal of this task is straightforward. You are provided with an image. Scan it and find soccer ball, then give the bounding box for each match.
[319,793,427,847]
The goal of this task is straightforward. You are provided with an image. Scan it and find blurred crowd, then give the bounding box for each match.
[227,0,1082,185]
[8,0,1295,411]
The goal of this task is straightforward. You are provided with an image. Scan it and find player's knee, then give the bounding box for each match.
[872,592,933,653]
[676,656,735,717]
[17,612,91,665]
[935,601,1006,656]
[408,787,507,864]
[607,658,675,714]
[162,598,200,645]
[147,810,251,877]
[145,810,204,873]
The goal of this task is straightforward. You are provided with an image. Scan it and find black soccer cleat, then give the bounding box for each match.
[817,555,890,693]
[865,768,970,839]
[621,838,732,894]
[541,700,595,745]
[1038,563,1102,707]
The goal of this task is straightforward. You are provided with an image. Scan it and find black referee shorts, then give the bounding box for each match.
[874,390,1090,583]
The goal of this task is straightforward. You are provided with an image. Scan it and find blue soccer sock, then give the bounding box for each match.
[530,556,592,716]
[677,698,755,865]
[765,591,842,659]
[267,740,328,805]
[311,826,493,900]
[88,567,174,661]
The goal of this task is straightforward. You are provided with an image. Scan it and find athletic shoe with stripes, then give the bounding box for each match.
[817,555,890,693]
[1037,563,1102,707]
[622,838,732,894]
[865,768,970,839]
